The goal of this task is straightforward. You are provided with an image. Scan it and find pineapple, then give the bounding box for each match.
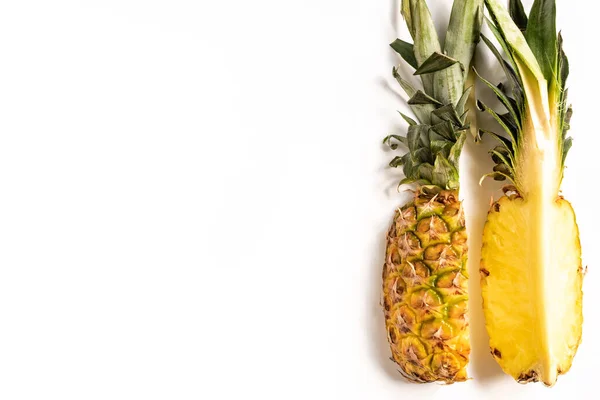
[382,0,483,383]
[478,0,583,386]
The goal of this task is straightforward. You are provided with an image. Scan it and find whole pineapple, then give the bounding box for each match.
[382,0,482,383]
[478,0,582,386]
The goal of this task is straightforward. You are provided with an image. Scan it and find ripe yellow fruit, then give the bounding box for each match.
[481,192,582,385]
[383,188,470,383]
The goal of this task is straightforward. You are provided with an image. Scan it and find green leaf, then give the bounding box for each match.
[480,34,524,112]
[413,52,459,75]
[430,140,452,158]
[408,90,443,106]
[413,147,432,163]
[485,0,545,83]
[490,145,511,164]
[418,127,431,148]
[433,64,464,107]
[477,100,517,144]
[480,171,514,183]
[392,67,417,97]
[509,0,528,32]
[448,132,467,166]
[383,134,408,150]
[418,163,434,182]
[479,128,514,154]
[490,149,515,173]
[444,0,484,77]
[560,88,569,135]
[455,86,472,116]
[497,82,521,114]
[397,177,431,190]
[563,104,573,134]
[431,121,456,140]
[392,67,435,124]
[562,136,573,166]
[432,155,459,189]
[402,154,416,178]
[474,68,521,130]
[407,125,429,153]
[398,111,418,126]
[558,32,570,90]
[390,39,419,70]
[498,113,519,139]
[484,18,518,73]
[525,0,557,84]
[401,0,415,39]
[432,104,463,127]
[411,0,442,95]
[389,156,404,167]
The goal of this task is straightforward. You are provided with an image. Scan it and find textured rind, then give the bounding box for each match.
[383,187,470,383]
[480,194,583,386]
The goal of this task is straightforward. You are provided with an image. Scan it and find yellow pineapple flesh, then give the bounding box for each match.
[481,192,582,384]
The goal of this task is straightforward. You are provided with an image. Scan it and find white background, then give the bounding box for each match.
[0,0,596,399]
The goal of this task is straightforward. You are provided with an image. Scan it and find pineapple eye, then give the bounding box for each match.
[396,305,417,333]
[387,243,401,264]
[401,261,430,283]
[431,353,460,378]
[448,300,468,319]
[400,337,428,362]
[421,319,454,341]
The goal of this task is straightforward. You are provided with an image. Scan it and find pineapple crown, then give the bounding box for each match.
[384,0,483,191]
[478,0,573,188]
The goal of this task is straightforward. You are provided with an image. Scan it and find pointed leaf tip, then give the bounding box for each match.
[509,0,528,32]
[525,0,557,83]
[407,90,443,106]
[390,39,419,70]
[413,52,460,76]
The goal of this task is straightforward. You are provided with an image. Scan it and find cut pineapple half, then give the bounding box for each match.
[478,0,583,386]
[481,194,582,385]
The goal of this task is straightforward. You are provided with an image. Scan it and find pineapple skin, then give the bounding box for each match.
[481,193,583,386]
[383,187,470,383]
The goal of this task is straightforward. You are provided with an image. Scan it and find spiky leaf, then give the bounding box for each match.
[562,137,573,166]
[413,52,460,75]
[432,104,463,127]
[398,112,418,126]
[408,90,443,106]
[509,0,528,32]
[455,87,472,116]
[432,155,458,188]
[408,0,442,94]
[390,39,419,70]
[389,156,404,167]
[385,0,483,191]
[445,0,484,77]
[525,0,557,84]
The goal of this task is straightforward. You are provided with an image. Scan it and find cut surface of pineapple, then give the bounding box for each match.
[481,194,582,385]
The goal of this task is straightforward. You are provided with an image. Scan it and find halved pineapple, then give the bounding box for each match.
[478,0,584,386]
[481,192,582,384]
